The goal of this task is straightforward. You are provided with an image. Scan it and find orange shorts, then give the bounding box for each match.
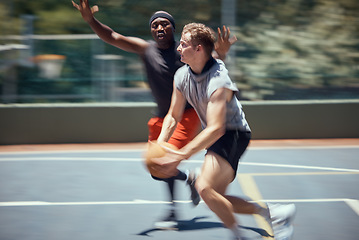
[147,108,200,149]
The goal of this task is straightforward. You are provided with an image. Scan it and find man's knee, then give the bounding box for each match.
[195,178,213,201]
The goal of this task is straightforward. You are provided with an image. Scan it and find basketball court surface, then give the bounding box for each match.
[0,139,358,240]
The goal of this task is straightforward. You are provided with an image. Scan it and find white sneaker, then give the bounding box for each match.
[154,209,178,229]
[268,203,296,226]
[267,203,296,240]
[273,224,294,240]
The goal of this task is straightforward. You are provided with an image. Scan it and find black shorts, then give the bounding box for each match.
[207,130,251,178]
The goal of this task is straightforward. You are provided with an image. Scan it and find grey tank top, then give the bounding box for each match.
[174,59,251,132]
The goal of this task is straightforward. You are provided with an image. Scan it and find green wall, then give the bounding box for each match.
[0,100,358,145]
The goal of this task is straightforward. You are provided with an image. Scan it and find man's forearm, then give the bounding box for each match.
[181,125,224,159]
[86,17,116,44]
[157,114,178,143]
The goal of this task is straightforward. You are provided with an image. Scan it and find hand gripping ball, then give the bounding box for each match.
[144,141,179,179]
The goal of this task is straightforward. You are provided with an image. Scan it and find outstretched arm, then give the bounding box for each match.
[72,0,148,54]
[213,25,238,61]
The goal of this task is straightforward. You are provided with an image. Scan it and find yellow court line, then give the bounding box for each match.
[237,174,274,239]
[237,171,359,239]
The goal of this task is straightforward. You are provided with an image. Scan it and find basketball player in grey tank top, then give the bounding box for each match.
[155,23,296,240]
[175,58,251,132]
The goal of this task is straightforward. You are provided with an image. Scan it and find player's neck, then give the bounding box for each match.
[157,39,175,50]
[189,56,212,75]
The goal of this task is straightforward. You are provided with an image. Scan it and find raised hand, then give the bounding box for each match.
[72,0,99,22]
[214,25,238,60]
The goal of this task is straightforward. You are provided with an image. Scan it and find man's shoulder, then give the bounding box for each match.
[145,40,157,49]
[175,64,188,76]
[210,59,229,77]
[174,65,189,88]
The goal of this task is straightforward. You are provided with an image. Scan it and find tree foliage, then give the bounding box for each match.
[3,0,359,100]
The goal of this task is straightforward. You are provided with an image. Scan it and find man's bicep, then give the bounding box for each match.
[207,88,228,127]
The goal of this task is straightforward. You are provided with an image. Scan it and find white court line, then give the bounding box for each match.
[0,157,140,162]
[2,199,358,217]
[261,199,359,217]
[0,199,191,207]
[345,199,359,216]
[249,145,359,150]
[241,162,359,173]
[0,149,147,155]
[0,145,358,156]
[256,198,356,203]
[1,198,358,207]
[1,157,358,173]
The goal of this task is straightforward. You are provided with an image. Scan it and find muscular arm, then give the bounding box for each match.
[180,88,233,159]
[154,87,232,173]
[72,0,149,54]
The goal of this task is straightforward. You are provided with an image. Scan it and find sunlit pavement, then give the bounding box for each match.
[0,139,358,240]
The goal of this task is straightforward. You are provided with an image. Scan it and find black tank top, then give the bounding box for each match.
[142,40,191,117]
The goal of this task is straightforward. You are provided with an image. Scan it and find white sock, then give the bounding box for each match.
[184,169,190,182]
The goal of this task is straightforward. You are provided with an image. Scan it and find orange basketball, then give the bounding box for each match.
[144,141,179,179]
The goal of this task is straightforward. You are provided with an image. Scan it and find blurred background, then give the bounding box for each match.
[1,0,359,104]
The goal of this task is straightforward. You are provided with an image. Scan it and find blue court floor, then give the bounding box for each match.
[0,139,358,240]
